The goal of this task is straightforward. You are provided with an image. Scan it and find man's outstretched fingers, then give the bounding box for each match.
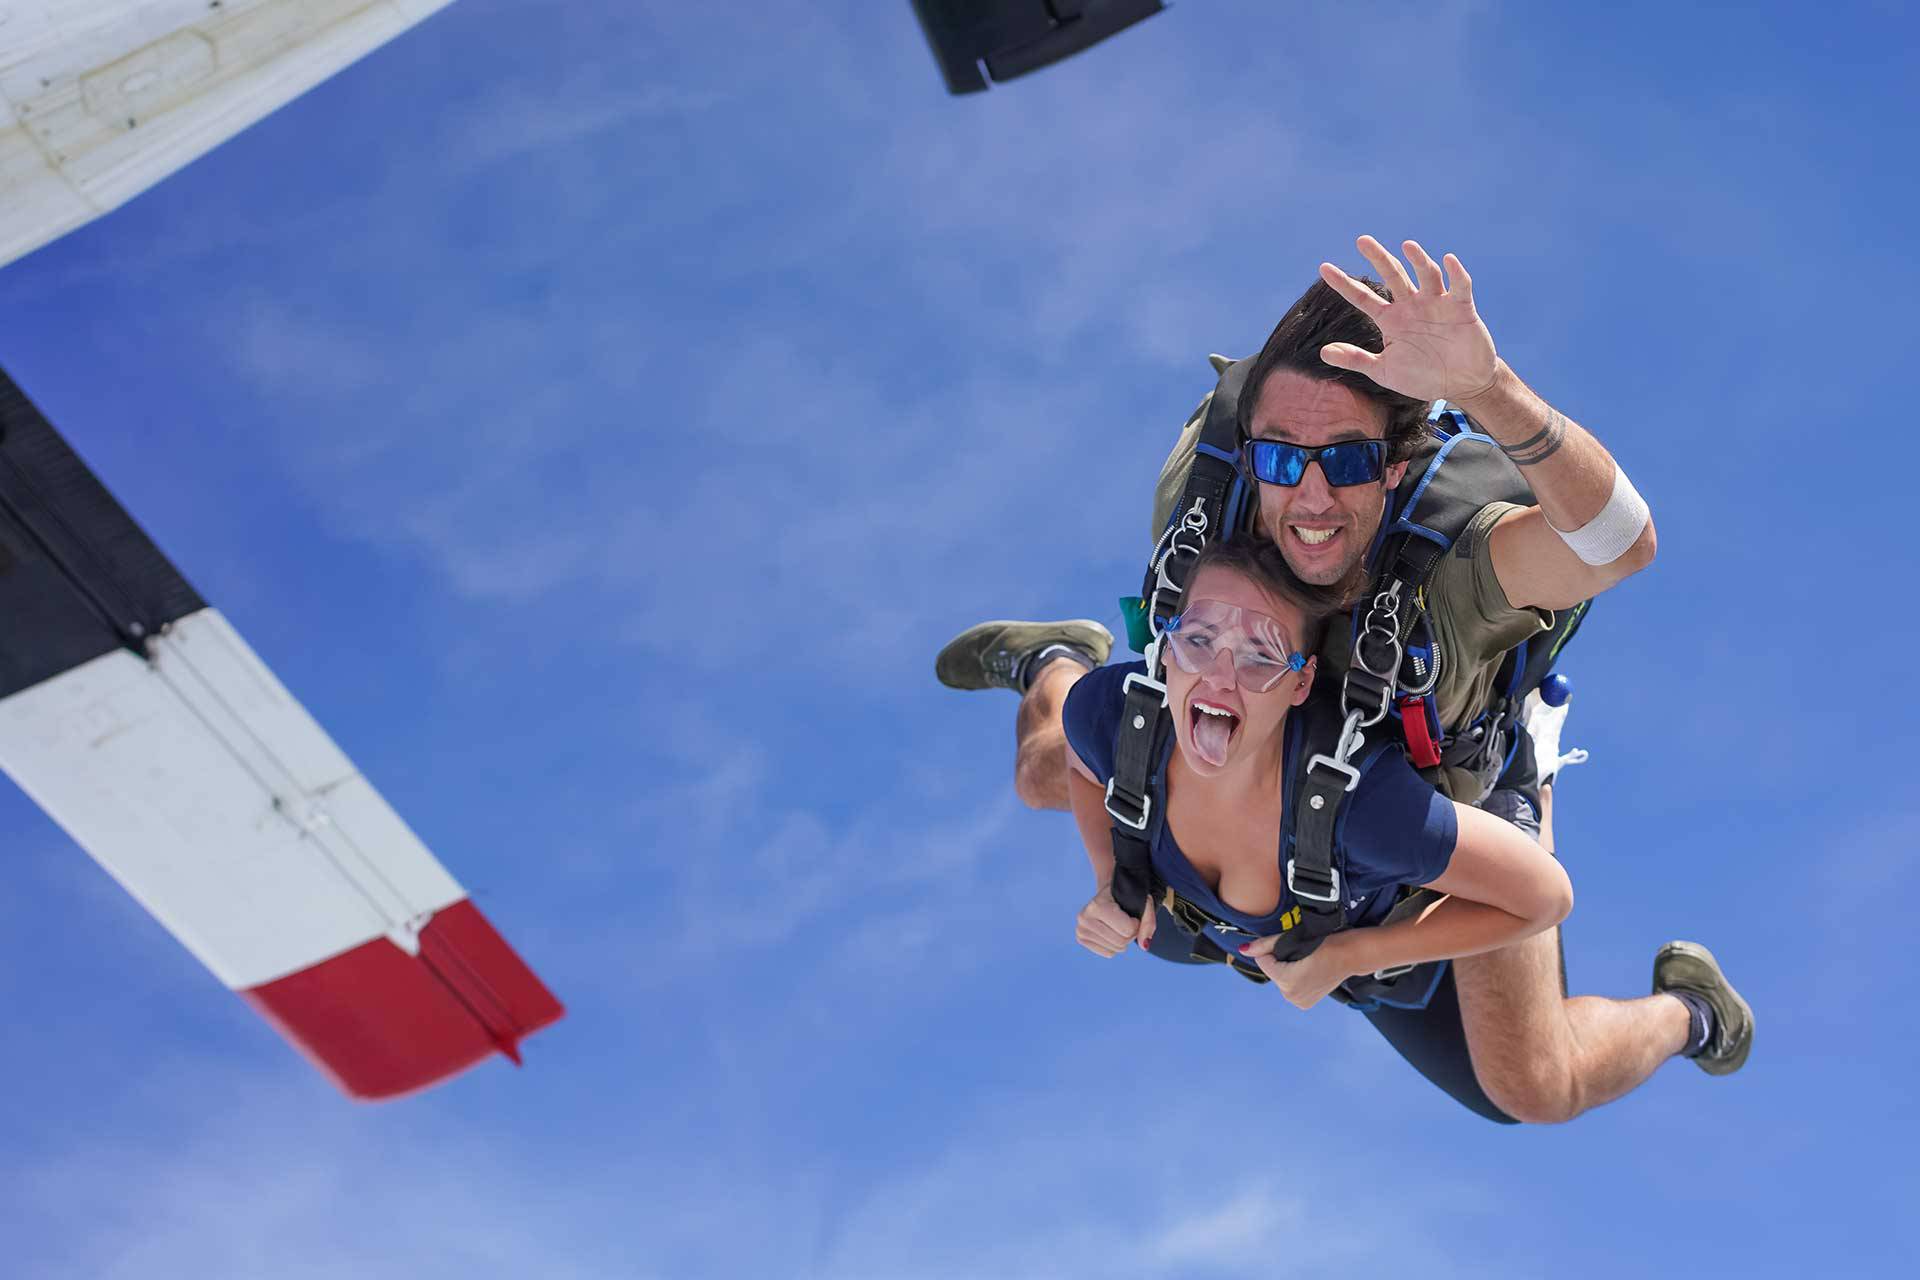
[1443,252,1474,300]
[1318,261,1385,314]
[1355,234,1416,296]
[1403,239,1446,294]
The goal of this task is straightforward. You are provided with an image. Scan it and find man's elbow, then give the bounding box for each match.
[1575,515,1656,600]
[1617,515,1657,577]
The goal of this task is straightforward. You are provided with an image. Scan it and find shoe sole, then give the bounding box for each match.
[935,619,1113,691]
[1654,941,1754,1076]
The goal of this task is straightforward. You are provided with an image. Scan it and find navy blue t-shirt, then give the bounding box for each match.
[1064,661,1457,942]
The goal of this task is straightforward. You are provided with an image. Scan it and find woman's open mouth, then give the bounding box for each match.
[1189,697,1241,767]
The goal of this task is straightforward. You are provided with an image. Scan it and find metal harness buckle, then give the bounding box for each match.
[1104,778,1151,831]
[1304,708,1367,793]
[1120,668,1167,704]
[1285,857,1342,905]
[1352,581,1405,677]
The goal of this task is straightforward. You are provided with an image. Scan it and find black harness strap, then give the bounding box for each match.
[1107,391,1595,1008]
[1282,411,1545,983]
[1105,360,1251,918]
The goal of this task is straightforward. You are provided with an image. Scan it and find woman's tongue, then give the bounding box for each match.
[1190,703,1237,767]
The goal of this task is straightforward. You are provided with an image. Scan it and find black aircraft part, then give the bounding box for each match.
[911,0,1166,94]
[0,367,204,701]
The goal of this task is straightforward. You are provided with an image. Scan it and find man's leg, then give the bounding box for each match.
[1453,928,1691,1124]
[1012,659,1084,810]
[935,618,1113,812]
[1452,783,1749,1123]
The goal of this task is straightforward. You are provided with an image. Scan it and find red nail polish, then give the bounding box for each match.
[1238,943,1252,954]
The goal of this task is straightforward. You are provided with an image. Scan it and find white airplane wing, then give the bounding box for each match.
[0,0,456,268]
[0,366,562,1099]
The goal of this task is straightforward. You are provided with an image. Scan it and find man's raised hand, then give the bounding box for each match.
[1318,235,1500,407]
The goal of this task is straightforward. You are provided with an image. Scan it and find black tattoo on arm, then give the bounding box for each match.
[1502,407,1568,467]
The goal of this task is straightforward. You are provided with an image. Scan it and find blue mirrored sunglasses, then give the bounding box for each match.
[1242,437,1388,488]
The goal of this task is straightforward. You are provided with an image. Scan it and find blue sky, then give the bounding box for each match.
[1,1,1914,1274]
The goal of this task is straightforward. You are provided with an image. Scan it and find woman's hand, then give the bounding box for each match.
[1242,934,1351,1009]
[1076,881,1156,958]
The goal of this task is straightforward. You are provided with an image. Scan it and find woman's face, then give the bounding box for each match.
[1163,565,1316,778]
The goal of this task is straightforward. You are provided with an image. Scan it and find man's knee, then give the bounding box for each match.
[1014,736,1068,811]
[1455,932,1581,1123]
[1477,1060,1582,1125]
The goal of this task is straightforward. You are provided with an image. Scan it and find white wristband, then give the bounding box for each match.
[1554,467,1649,566]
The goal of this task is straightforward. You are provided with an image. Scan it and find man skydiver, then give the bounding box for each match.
[937,237,1752,1121]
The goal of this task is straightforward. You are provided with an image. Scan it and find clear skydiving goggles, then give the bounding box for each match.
[1161,599,1309,693]
[1242,436,1388,488]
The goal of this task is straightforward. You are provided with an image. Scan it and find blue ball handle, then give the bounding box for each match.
[1539,673,1572,707]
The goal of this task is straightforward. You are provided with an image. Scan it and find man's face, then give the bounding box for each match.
[1245,371,1409,587]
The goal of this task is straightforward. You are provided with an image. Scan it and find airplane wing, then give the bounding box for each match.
[0,366,562,1100]
[0,0,457,268]
[909,0,1165,94]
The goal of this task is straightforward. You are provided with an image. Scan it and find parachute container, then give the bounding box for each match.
[910,0,1165,94]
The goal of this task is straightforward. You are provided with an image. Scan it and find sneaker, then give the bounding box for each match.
[1653,941,1754,1076]
[934,619,1112,692]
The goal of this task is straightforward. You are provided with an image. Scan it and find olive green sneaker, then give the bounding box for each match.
[934,619,1112,692]
[1653,941,1753,1076]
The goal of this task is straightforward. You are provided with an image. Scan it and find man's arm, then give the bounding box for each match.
[1457,361,1657,610]
[1317,236,1656,612]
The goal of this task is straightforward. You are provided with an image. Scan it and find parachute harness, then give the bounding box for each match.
[1103,359,1358,961]
[1104,388,1596,1007]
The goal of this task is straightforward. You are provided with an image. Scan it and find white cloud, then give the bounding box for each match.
[1148,1186,1306,1264]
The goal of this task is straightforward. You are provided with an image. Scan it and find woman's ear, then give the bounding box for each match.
[1291,656,1317,705]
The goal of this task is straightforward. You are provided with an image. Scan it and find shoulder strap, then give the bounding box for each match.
[1290,406,1538,935]
[1275,685,1413,960]
[1106,358,1252,917]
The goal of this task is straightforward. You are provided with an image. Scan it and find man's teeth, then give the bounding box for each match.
[1292,526,1337,546]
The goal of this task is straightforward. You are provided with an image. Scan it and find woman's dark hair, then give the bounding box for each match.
[1236,276,1432,465]
[1182,535,1342,655]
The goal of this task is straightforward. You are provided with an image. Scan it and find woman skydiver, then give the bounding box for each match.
[1062,535,1749,1124]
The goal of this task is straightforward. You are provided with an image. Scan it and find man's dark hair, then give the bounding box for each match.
[1236,277,1432,465]
[1184,535,1342,655]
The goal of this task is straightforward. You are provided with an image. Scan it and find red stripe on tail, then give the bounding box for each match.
[240,899,563,1101]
